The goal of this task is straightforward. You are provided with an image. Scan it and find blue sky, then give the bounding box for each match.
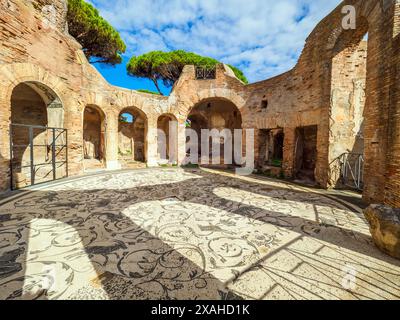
[89,0,341,95]
[93,56,170,95]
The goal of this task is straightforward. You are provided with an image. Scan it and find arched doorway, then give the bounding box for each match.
[157,114,178,165]
[118,107,147,169]
[10,82,66,189]
[186,98,242,167]
[83,105,106,171]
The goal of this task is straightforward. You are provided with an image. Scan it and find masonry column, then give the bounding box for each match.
[253,128,262,169]
[177,118,187,165]
[105,110,120,170]
[0,96,11,191]
[282,127,295,178]
[146,116,159,167]
[65,99,85,178]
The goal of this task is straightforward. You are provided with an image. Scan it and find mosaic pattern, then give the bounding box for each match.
[0,168,399,300]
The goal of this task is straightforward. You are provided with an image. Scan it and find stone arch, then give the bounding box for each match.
[118,106,148,166]
[331,16,369,55]
[0,63,70,115]
[190,97,242,126]
[186,97,243,166]
[110,90,155,122]
[9,81,65,188]
[0,63,71,191]
[322,0,382,54]
[179,89,246,120]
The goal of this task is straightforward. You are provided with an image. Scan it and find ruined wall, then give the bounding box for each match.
[328,41,367,186]
[0,0,399,208]
[383,2,400,207]
[330,42,367,159]
[0,0,168,188]
[243,0,400,205]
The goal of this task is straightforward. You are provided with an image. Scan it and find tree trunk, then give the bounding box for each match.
[152,78,164,96]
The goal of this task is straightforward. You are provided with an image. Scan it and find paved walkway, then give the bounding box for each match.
[0,168,399,300]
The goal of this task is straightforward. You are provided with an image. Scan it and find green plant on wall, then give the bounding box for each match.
[137,89,161,95]
[271,159,283,167]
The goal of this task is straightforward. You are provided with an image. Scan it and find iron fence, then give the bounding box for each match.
[335,152,364,190]
[9,123,68,190]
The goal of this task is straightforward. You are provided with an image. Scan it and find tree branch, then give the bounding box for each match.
[152,77,164,96]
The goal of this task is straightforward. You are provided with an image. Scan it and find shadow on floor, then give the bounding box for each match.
[0,168,399,300]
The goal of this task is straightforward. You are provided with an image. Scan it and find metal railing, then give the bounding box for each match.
[10,123,68,190]
[334,153,364,190]
[195,66,216,80]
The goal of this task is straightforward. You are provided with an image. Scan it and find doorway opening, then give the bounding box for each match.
[257,128,284,177]
[157,114,178,165]
[83,105,105,171]
[118,108,147,169]
[258,129,284,167]
[10,82,66,189]
[186,98,242,167]
[295,125,318,183]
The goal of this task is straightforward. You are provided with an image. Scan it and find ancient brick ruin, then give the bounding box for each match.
[0,0,399,210]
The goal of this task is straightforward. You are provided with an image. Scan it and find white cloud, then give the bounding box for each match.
[91,0,341,82]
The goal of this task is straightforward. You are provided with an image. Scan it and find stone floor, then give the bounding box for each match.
[0,168,399,300]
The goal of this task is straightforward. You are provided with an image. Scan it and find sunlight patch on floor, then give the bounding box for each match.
[0,168,399,300]
[213,187,370,235]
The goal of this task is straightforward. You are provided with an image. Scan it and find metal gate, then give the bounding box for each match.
[10,124,68,190]
[339,153,364,190]
[331,152,364,191]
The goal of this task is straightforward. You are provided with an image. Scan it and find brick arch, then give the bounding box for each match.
[118,106,149,122]
[157,113,178,122]
[293,1,379,66]
[0,63,72,191]
[313,0,398,204]
[0,63,70,115]
[180,92,246,120]
[83,104,107,126]
[82,92,108,113]
[324,14,370,53]
[331,16,369,55]
[110,90,162,121]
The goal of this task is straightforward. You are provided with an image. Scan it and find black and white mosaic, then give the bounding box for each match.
[0,168,399,300]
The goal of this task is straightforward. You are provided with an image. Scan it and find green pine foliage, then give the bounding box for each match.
[227,64,248,84]
[127,50,248,95]
[67,0,126,65]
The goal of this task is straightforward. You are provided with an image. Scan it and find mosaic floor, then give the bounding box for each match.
[0,168,399,300]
